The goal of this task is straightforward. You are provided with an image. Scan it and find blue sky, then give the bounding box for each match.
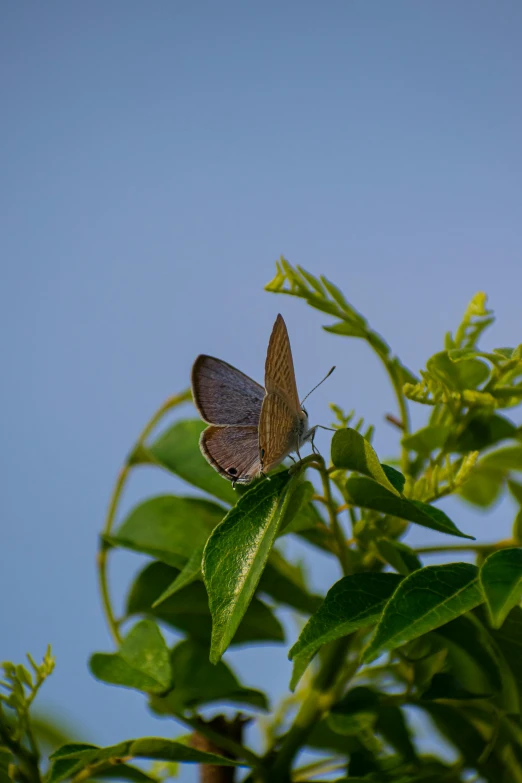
[1,2,521,779]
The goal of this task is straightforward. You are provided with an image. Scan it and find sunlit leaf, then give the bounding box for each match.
[427,351,490,390]
[289,573,402,689]
[331,428,400,495]
[381,464,406,494]
[203,471,295,662]
[89,620,171,694]
[345,476,474,539]
[109,495,224,568]
[362,563,484,662]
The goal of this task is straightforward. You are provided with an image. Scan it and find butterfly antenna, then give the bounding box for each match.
[301,366,336,406]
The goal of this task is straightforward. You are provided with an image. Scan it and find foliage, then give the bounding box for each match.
[3,258,522,783]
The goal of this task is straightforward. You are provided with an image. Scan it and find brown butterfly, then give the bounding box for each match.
[191,314,333,484]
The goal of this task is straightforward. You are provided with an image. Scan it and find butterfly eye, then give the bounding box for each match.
[228,467,238,476]
[302,406,308,417]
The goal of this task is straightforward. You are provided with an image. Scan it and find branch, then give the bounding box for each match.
[98,389,191,645]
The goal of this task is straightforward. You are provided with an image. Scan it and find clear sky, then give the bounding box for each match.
[1,2,521,780]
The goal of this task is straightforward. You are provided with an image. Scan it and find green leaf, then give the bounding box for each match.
[480,548,522,628]
[421,672,490,700]
[323,321,367,339]
[331,429,401,495]
[487,606,522,697]
[481,444,522,472]
[433,612,520,714]
[508,480,522,506]
[451,413,517,452]
[458,464,505,507]
[203,470,297,662]
[126,562,284,647]
[295,265,326,295]
[375,539,422,575]
[89,620,171,694]
[418,702,505,780]
[328,688,417,761]
[427,351,490,390]
[362,563,484,663]
[345,476,474,539]
[402,426,451,455]
[381,464,406,494]
[280,492,335,553]
[278,480,314,533]
[109,495,224,568]
[514,509,522,546]
[154,545,323,615]
[152,547,204,607]
[305,719,361,754]
[150,640,268,714]
[48,738,241,783]
[260,549,322,615]
[91,765,154,783]
[289,573,402,689]
[320,274,354,312]
[374,706,416,761]
[328,687,379,735]
[148,419,237,504]
[0,749,13,783]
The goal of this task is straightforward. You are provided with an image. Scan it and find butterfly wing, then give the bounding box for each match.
[264,314,301,412]
[192,355,264,425]
[200,425,262,483]
[259,392,300,472]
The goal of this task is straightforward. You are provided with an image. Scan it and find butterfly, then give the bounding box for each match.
[191,314,332,484]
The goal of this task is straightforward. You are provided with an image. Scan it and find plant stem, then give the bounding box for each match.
[313,457,351,575]
[415,539,514,555]
[180,714,262,769]
[292,757,347,781]
[98,389,191,646]
[268,638,356,781]
[0,718,42,783]
[383,361,411,475]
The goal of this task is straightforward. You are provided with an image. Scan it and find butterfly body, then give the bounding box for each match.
[192,314,315,484]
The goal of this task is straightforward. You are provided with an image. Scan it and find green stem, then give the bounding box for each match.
[98,389,191,646]
[0,717,42,783]
[312,457,351,575]
[268,639,357,781]
[383,359,411,475]
[415,539,514,555]
[292,757,347,782]
[179,714,262,769]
